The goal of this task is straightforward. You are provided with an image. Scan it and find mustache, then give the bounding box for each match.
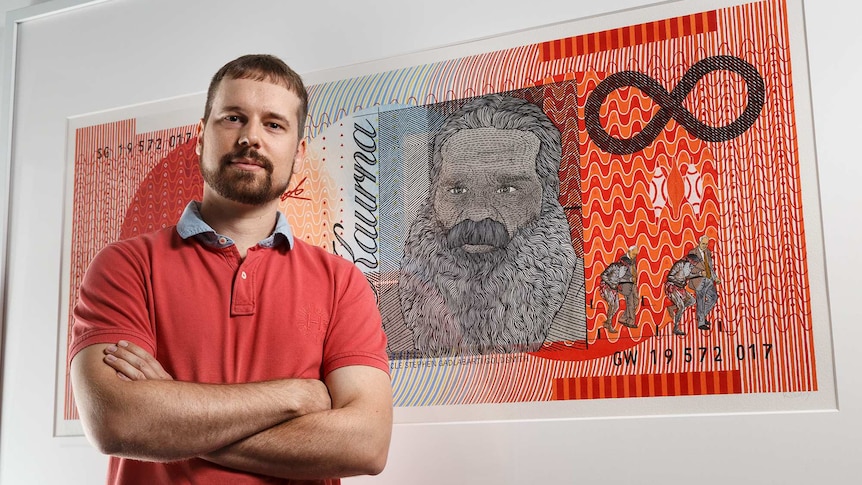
[446,218,510,248]
[221,146,273,172]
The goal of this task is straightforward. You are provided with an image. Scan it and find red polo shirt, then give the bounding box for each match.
[70,211,388,484]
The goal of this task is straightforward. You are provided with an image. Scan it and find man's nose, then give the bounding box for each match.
[238,125,261,148]
[460,194,496,222]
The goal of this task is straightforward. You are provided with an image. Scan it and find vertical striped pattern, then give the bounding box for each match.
[553,370,742,399]
[712,0,816,395]
[538,11,719,62]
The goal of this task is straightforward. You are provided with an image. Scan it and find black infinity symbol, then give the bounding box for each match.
[584,55,765,154]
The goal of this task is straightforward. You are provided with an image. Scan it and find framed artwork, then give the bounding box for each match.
[56,97,204,436]
[55,0,833,435]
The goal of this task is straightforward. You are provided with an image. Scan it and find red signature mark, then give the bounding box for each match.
[280,176,311,201]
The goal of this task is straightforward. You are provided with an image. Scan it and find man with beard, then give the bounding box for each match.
[69,55,391,484]
[399,94,585,356]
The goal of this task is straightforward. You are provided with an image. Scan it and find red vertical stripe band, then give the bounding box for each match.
[538,10,719,61]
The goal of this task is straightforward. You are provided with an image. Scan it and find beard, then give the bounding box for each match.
[399,199,577,356]
[200,145,287,205]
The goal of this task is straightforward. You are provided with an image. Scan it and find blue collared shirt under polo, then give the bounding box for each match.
[175,201,295,249]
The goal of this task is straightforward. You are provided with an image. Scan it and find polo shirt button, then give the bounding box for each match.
[241,271,247,279]
[218,236,227,245]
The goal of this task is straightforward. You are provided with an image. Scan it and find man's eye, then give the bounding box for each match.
[225,115,241,122]
[495,186,516,194]
[448,187,467,195]
[267,122,283,130]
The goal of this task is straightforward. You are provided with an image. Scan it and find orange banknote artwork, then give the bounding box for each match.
[365,0,822,410]
[57,0,831,433]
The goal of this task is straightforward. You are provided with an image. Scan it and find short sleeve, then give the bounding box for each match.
[69,241,156,364]
[321,262,389,376]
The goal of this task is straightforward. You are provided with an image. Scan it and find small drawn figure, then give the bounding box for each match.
[665,253,700,335]
[687,235,721,330]
[599,246,639,333]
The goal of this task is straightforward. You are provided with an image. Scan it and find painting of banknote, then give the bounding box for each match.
[57,0,832,433]
[309,0,828,413]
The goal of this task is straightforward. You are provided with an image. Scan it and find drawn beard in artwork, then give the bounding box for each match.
[399,94,579,356]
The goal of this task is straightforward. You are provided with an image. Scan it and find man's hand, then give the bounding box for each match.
[100,342,333,421]
[103,340,173,381]
[202,364,392,479]
[93,340,390,479]
[72,343,333,462]
[98,342,333,421]
[100,342,331,420]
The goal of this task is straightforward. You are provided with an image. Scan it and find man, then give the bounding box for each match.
[69,54,392,484]
[665,252,700,335]
[688,235,721,330]
[599,246,639,333]
[399,94,585,356]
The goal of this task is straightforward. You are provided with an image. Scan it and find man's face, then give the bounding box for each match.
[433,127,542,253]
[196,77,306,206]
[699,238,709,251]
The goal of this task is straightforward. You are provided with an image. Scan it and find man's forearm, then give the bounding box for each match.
[202,403,391,479]
[71,345,330,462]
[74,341,392,480]
[100,379,315,460]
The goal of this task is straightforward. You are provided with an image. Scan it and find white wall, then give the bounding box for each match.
[1,1,859,484]
[0,0,48,82]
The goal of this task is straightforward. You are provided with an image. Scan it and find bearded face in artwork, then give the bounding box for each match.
[433,128,543,254]
[399,94,578,356]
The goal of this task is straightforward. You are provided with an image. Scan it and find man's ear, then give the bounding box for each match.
[195,119,205,156]
[292,138,307,176]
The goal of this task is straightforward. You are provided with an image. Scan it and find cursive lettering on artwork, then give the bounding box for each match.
[332,118,380,271]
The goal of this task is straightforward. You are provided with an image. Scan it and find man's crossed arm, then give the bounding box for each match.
[70,341,392,480]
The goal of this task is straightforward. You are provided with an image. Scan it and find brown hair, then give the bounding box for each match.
[203,54,308,138]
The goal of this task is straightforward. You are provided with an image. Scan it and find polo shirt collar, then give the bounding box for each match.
[176,201,294,249]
